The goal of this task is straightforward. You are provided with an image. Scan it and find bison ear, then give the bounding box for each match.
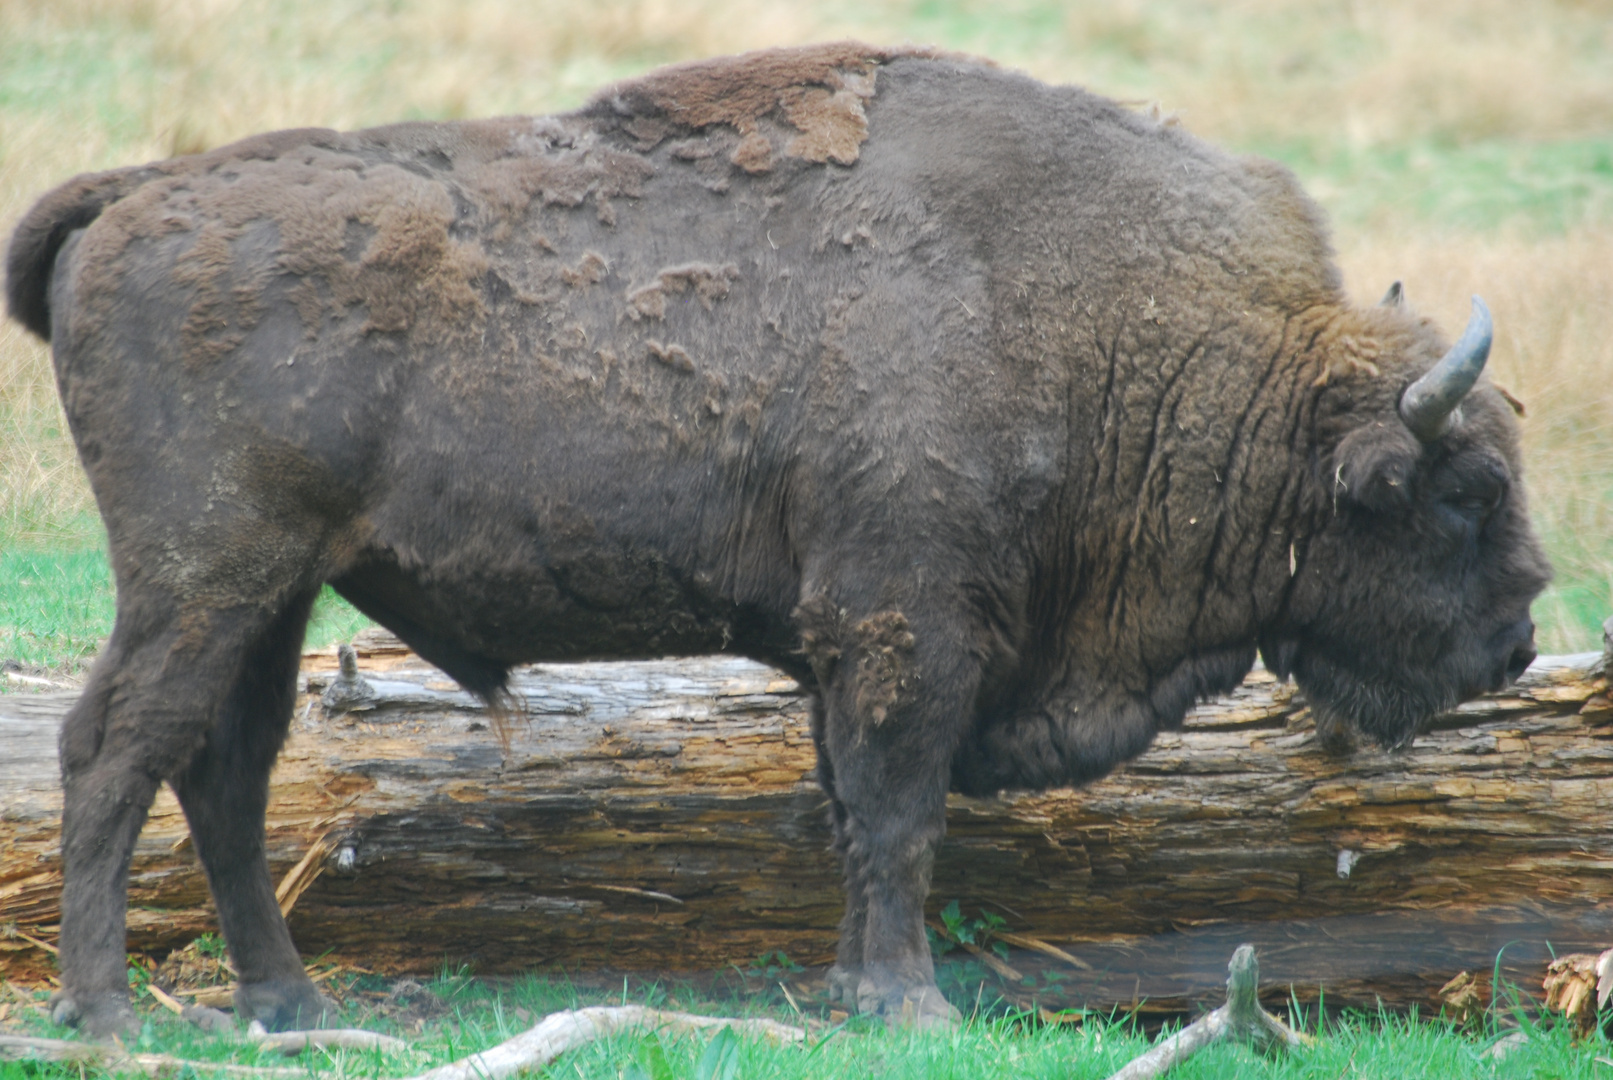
[1379,281,1405,308]
[1332,423,1419,513]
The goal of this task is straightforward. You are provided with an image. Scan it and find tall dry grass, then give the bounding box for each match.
[1,0,1610,646]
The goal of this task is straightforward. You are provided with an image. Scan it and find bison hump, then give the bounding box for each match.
[580,41,975,168]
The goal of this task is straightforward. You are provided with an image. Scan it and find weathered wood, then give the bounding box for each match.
[3,631,1611,1016]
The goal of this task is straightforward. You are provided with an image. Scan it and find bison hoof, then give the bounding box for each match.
[855,978,961,1030]
[825,964,862,1006]
[49,989,139,1038]
[234,981,338,1031]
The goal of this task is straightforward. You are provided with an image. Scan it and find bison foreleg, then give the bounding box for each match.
[809,605,977,1029]
[810,697,867,1007]
[170,589,335,1032]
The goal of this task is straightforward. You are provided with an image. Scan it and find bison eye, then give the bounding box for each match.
[1436,457,1508,526]
[1441,486,1503,521]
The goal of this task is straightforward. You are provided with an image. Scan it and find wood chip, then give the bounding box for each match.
[147,983,185,1015]
[184,985,238,1009]
[585,884,684,905]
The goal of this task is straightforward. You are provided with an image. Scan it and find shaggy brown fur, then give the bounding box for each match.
[5,43,1549,1035]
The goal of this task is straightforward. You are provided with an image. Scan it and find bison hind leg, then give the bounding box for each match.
[53,586,325,1036]
[168,586,340,1030]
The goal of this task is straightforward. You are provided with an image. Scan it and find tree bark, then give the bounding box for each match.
[3,631,1610,1016]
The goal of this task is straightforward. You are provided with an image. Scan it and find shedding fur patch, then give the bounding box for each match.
[645,340,694,372]
[561,251,609,288]
[626,262,740,320]
[796,597,917,726]
[468,141,654,232]
[850,611,916,725]
[780,86,869,165]
[589,41,963,170]
[1312,333,1383,388]
[71,145,492,360]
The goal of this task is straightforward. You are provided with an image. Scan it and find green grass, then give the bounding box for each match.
[2,963,1611,1079]
[1270,136,1613,237]
[0,544,115,672]
[0,527,373,679]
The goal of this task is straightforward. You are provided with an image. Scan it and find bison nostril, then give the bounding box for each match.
[1506,643,1536,682]
[1491,618,1536,687]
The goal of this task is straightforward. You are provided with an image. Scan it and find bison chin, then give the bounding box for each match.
[1283,618,1537,753]
[1295,668,1433,754]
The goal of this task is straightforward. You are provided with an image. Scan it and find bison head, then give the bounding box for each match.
[1262,291,1551,749]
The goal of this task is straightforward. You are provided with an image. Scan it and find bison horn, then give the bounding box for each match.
[1398,295,1492,442]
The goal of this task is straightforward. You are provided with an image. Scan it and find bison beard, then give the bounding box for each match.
[5,43,1550,1035]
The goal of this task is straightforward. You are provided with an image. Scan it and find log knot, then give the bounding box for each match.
[321,644,378,713]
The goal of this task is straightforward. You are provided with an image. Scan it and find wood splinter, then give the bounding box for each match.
[1104,945,1313,1080]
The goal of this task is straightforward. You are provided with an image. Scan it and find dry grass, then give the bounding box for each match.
[1,0,1609,647]
[0,323,91,544]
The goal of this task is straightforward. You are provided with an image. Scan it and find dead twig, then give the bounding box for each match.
[0,1034,306,1077]
[147,984,185,1015]
[246,1020,407,1055]
[7,1005,801,1077]
[399,1005,803,1080]
[955,938,1026,984]
[995,931,1093,971]
[1,924,59,955]
[927,921,1027,983]
[1103,945,1313,1080]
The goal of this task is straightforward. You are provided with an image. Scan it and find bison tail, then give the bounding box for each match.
[5,165,157,341]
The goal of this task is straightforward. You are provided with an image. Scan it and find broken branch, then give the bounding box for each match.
[246,1021,408,1055]
[1103,946,1312,1080]
[0,1034,308,1077]
[400,1006,804,1080]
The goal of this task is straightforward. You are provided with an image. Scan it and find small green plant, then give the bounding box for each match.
[929,899,1011,961]
[623,1035,675,1080]
[749,950,802,978]
[693,1026,741,1080]
[125,953,155,994]
[192,932,228,960]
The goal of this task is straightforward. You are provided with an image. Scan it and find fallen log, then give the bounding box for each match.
[3,627,1611,1017]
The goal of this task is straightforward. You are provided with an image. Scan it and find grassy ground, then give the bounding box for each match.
[2,0,1610,673]
[3,958,1612,1079]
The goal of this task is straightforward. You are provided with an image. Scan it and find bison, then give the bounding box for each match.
[5,42,1550,1034]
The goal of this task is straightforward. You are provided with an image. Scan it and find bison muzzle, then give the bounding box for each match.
[5,42,1550,1034]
